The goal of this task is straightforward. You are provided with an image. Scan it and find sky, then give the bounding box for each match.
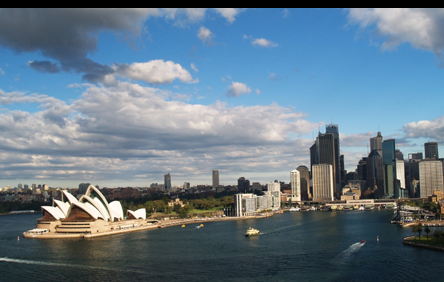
[1,8,444,189]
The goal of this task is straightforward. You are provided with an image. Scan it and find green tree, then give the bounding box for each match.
[424,226,431,241]
[412,225,419,240]
[417,223,423,240]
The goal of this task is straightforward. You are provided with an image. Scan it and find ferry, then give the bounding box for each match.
[245,227,260,237]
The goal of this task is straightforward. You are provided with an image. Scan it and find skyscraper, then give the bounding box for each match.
[296,165,310,200]
[164,173,171,191]
[370,131,383,154]
[326,124,342,190]
[419,160,443,198]
[382,139,397,198]
[290,169,301,202]
[212,169,219,189]
[312,164,334,202]
[311,130,337,195]
[424,142,439,160]
[238,177,250,192]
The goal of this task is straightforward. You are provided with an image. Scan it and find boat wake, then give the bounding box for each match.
[0,257,143,273]
[333,242,364,264]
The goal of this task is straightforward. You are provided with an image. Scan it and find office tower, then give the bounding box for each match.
[396,159,406,197]
[411,152,423,160]
[357,157,367,181]
[370,131,383,154]
[419,160,443,198]
[367,150,383,196]
[297,165,310,200]
[311,131,337,194]
[238,177,250,193]
[382,139,397,198]
[425,142,439,160]
[183,182,190,190]
[312,164,334,202]
[290,169,301,202]
[406,153,423,197]
[164,173,171,191]
[78,183,90,194]
[267,181,281,210]
[212,169,219,189]
[326,124,342,190]
[395,149,404,161]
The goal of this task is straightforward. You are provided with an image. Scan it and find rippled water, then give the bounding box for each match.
[1,210,443,282]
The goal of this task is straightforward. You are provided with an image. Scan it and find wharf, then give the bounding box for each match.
[400,220,444,228]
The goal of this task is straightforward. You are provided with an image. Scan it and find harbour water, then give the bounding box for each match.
[1,210,443,282]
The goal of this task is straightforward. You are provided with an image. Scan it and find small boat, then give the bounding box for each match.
[181,224,185,228]
[361,239,366,245]
[358,206,365,211]
[200,224,204,227]
[290,207,301,212]
[245,227,260,237]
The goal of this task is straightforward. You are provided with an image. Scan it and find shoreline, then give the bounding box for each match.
[402,236,444,252]
[22,214,269,239]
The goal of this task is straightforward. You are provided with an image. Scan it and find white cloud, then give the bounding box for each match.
[347,8,444,57]
[213,8,243,23]
[252,38,278,47]
[0,67,4,75]
[0,83,320,185]
[226,82,251,97]
[282,9,290,18]
[197,26,214,45]
[112,60,198,85]
[403,116,444,141]
[190,63,198,72]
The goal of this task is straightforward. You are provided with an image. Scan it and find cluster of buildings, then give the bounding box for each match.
[293,125,443,203]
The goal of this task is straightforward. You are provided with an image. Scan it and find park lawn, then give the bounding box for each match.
[408,236,444,247]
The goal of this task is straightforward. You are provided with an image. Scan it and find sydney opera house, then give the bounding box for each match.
[23,185,158,238]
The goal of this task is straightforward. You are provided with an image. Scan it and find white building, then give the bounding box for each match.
[312,164,334,202]
[235,193,257,217]
[290,169,301,202]
[267,181,281,210]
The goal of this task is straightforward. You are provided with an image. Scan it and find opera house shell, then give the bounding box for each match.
[24,185,158,238]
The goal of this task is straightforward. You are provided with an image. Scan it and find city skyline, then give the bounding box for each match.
[1,8,444,188]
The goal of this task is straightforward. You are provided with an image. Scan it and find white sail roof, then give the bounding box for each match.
[42,206,66,220]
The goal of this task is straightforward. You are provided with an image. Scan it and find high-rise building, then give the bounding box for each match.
[238,177,250,193]
[370,131,383,154]
[183,182,190,190]
[382,139,397,198]
[326,124,342,190]
[212,169,219,189]
[296,165,310,200]
[424,142,439,160]
[267,181,281,210]
[419,160,443,198]
[311,130,337,195]
[312,164,334,202]
[78,183,90,195]
[367,150,383,195]
[290,169,301,202]
[164,173,171,191]
[396,159,406,198]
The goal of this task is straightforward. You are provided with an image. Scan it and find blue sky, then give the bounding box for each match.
[0,8,443,188]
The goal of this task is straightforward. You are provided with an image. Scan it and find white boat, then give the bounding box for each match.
[290,207,301,212]
[245,227,260,237]
[358,206,365,211]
